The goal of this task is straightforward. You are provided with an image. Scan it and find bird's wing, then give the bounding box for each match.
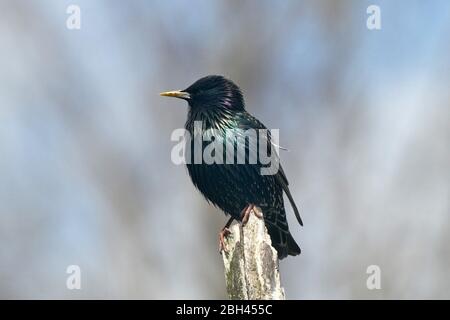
[236,112,303,226]
[275,165,303,226]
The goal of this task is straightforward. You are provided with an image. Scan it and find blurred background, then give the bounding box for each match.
[0,0,449,299]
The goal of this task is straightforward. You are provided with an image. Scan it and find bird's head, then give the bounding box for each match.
[160,75,245,111]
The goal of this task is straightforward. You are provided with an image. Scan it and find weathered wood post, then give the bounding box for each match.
[221,208,286,300]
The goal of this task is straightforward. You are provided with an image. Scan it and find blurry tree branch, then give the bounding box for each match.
[221,209,285,300]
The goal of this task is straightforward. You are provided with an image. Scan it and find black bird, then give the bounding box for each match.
[160,75,302,259]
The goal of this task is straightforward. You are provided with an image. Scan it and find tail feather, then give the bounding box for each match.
[287,233,301,256]
[265,222,301,259]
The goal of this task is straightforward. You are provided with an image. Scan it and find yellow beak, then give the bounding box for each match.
[159,90,190,99]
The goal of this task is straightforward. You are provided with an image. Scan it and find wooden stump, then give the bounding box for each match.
[221,208,285,300]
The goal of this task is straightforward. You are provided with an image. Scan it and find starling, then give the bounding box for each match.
[160,75,302,259]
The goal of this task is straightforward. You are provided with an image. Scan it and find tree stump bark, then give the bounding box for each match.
[221,208,286,300]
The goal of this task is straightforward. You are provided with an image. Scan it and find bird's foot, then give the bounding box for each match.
[218,227,231,252]
[219,217,234,253]
[240,203,262,225]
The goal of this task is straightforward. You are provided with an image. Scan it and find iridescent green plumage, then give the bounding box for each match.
[164,75,302,259]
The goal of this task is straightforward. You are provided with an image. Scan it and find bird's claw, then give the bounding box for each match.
[219,227,231,253]
[240,204,262,225]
